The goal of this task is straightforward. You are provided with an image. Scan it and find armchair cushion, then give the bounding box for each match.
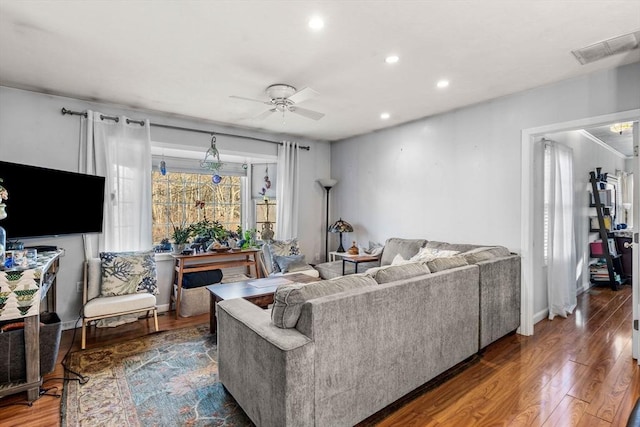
[99,251,158,297]
[84,292,156,318]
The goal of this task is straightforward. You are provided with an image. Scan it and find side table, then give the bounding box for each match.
[342,254,380,275]
[171,249,261,319]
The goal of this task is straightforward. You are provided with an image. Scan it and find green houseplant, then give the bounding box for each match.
[171,222,191,253]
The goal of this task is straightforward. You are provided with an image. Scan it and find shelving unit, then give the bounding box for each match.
[588,171,626,290]
[0,251,61,401]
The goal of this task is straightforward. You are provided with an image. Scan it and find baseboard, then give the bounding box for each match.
[533,308,549,324]
[62,319,83,331]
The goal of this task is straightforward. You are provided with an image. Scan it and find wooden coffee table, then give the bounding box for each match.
[206,273,320,333]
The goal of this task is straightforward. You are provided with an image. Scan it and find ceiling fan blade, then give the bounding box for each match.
[289,106,325,120]
[287,87,319,104]
[230,95,271,105]
[254,108,277,120]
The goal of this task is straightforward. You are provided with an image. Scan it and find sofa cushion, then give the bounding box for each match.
[380,238,427,266]
[273,254,310,274]
[366,262,431,284]
[99,251,158,297]
[426,256,469,272]
[461,246,511,264]
[409,246,460,262]
[271,274,377,328]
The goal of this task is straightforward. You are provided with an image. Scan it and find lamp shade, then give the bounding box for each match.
[329,218,353,233]
[317,178,338,189]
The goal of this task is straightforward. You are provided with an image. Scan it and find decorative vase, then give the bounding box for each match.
[172,244,186,254]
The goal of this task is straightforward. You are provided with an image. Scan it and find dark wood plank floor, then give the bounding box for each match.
[1,285,638,426]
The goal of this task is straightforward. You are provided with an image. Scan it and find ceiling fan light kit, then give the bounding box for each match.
[231,84,325,121]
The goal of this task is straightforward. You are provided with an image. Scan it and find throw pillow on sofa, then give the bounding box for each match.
[362,241,384,256]
[426,256,469,272]
[409,247,460,263]
[366,262,431,284]
[379,238,427,266]
[460,246,511,264]
[271,274,377,328]
[273,254,310,274]
[265,238,300,273]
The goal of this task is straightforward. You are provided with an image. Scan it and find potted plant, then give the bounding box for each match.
[171,222,191,254]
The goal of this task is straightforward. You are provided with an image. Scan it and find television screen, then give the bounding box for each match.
[0,161,106,240]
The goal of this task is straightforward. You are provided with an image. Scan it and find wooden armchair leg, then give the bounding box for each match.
[81,320,87,350]
[153,309,159,332]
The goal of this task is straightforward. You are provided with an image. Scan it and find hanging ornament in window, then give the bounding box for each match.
[201,134,223,172]
[159,157,167,176]
[212,174,222,184]
[258,165,271,196]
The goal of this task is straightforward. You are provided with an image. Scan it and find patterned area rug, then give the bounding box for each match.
[61,324,253,426]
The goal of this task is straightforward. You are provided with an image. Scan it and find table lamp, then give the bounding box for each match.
[329,218,353,253]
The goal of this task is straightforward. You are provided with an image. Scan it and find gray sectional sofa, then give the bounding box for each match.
[216,237,520,427]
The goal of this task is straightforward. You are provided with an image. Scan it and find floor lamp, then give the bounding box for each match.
[317,178,338,262]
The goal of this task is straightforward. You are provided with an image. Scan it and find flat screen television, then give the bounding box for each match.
[0,161,106,240]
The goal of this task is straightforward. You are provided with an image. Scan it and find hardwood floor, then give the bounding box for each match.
[1,285,638,426]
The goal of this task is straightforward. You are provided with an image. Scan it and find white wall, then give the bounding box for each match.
[0,86,331,328]
[330,62,640,314]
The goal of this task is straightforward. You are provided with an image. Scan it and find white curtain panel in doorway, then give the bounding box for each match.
[546,142,577,320]
[275,141,300,240]
[79,110,152,255]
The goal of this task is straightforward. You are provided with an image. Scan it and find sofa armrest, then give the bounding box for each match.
[217,298,315,427]
[476,254,521,349]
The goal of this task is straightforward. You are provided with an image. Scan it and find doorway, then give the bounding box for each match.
[520,110,639,363]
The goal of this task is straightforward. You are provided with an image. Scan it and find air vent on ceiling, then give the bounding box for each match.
[571,30,640,65]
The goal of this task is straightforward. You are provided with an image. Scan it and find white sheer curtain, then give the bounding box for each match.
[546,142,577,320]
[275,141,300,240]
[79,110,152,256]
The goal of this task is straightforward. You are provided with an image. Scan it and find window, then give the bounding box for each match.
[151,170,242,244]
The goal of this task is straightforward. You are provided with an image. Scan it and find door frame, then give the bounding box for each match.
[520,108,640,337]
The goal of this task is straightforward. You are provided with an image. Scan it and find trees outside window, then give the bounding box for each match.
[151,171,242,244]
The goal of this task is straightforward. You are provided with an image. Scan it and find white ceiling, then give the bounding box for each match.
[0,1,639,142]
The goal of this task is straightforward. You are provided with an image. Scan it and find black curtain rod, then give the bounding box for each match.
[60,107,310,150]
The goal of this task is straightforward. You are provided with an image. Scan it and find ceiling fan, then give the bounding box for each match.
[230,84,325,121]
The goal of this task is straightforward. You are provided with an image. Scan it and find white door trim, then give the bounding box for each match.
[520,109,640,336]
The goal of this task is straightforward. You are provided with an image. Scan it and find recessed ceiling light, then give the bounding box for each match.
[380,112,390,120]
[308,16,324,30]
[437,80,450,88]
[385,55,399,64]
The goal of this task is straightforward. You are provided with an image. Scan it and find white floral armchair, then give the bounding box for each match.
[81,251,159,349]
